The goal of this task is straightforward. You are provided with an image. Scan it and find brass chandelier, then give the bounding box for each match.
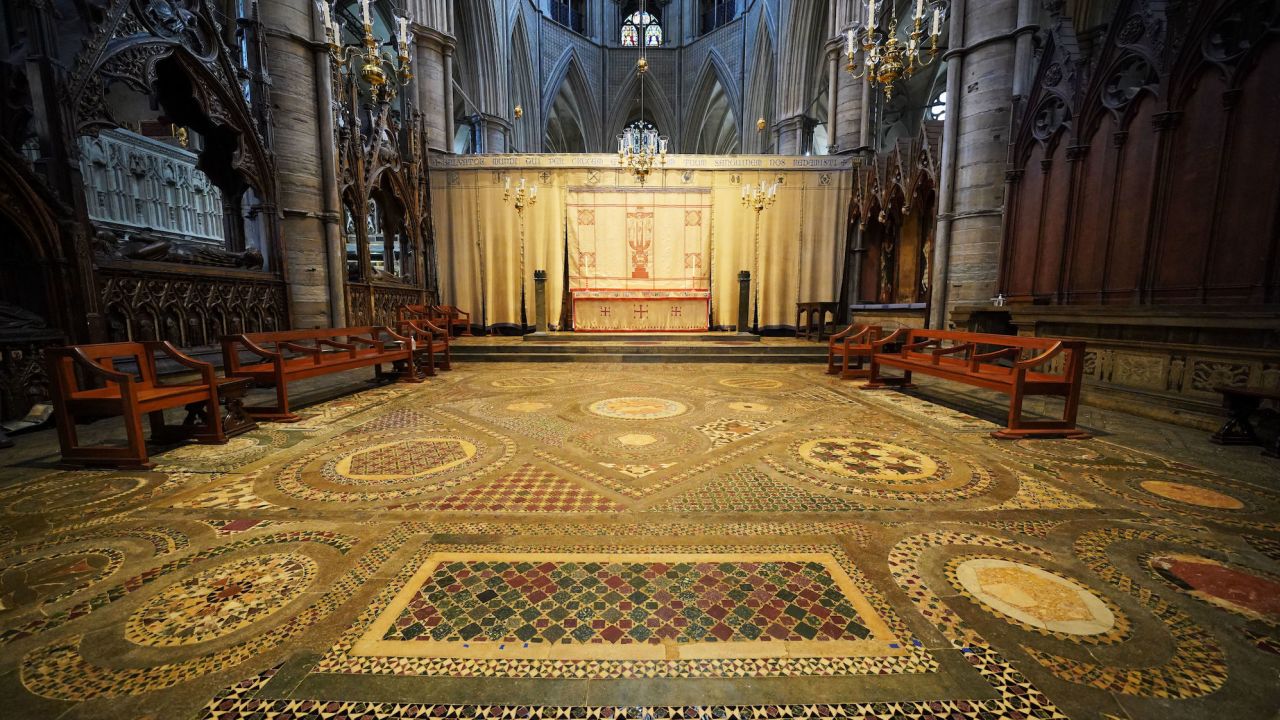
[318,0,413,103]
[617,0,667,183]
[845,0,943,99]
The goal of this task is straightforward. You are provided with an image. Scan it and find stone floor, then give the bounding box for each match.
[0,362,1277,719]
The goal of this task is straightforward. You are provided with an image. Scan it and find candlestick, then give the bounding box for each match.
[360,0,370,27]
[319,1,331,35]
[846,29,854,54]
[398,17,408,49]
[868,0,876,28]
[932,8,940,35]
[916,0,923,20]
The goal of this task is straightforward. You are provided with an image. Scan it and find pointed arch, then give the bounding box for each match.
[454,0,503,114]
[508,11,539,151]
[776,0,828,118]
[542,49,601,152]
[683,51,742,154]
[743,11,776,153]
[605,68,679,152]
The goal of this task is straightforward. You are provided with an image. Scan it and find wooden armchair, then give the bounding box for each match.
[432,304,472,336]
[397,316,452,377]
[826,323,882,379]
[48,341,235,468]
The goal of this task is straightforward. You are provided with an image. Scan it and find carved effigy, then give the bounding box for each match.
[95,229,264,269]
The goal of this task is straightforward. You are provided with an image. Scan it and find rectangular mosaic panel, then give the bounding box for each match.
[351,552,903,662]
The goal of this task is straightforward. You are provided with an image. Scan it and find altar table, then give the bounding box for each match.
[572,290,710,332]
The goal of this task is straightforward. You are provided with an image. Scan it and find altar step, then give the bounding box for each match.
[450,336,827,364]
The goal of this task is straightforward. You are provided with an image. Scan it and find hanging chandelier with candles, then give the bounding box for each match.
[845,0,944,99]
[317,0,413,104]
[617,0,667,183]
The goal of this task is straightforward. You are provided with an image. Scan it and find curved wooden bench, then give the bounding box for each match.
[826,323,882,379]
[221,326,416,422]
[397,317,452,377]
[863,329,1088,439]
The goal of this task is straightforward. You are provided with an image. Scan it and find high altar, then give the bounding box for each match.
[567,188,711,331]
[428,154,853,333]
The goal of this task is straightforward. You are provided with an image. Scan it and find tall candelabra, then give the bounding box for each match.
[618,122,668,184]
[741,180,778,334]
[845,0,943,99]
[504,177,538,332]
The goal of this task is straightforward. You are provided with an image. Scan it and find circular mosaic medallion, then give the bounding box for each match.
[797,437,939,483]
[728,401,771,413]
[506,401,551,413]
[491,376,557,389]
[8,476,146,515]
[615,433,659,447]
[718,377,783,390]
[126,552,316,647]
[1149,552,1280,623]
[164,436,259,460]
[952,557,1116,636]
[1138,480,1244,510]
[587,397,689,420]
[332,438,478,483]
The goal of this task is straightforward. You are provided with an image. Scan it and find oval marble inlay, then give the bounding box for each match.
[1149,552,1280,622]
[335,438,478,481]
[587,397,689,420]
[797,437,939,483]
[126,553,317,647]
[1138,480,1245,510]
[952,557,1116,636]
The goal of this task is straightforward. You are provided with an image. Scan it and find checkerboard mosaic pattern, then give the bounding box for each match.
[378,556,874,647]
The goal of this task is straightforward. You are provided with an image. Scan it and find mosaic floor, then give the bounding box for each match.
[0,363,1277,719]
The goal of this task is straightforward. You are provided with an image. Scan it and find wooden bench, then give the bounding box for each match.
[221,327,417,421]
[396,319,452,379]
[863,329,1088,440]
[433,304,472,336]
[827,323,882,379]
[48,341,254,468]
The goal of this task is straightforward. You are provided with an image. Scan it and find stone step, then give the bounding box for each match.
[452,343,826,356]
[450,351,828,363]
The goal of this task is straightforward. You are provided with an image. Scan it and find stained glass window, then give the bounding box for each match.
[621,11,661,47]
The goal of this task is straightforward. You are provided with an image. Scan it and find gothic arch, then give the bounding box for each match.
[542,49,601,152]
[682,51,742,154]
[454,0,504,115]
[743,10,776,153]
[775,0,829,119]
[605,68,679,152]
[508,12,540,151]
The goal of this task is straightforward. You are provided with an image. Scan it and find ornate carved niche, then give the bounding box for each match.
[97,266,287,348]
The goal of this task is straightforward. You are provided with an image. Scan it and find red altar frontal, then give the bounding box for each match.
[571,290,710,332]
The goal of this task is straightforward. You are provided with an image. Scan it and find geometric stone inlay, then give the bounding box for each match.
[587,397,689,420]
[337,438,477,481]
[1137,480,1245,510]
[352,552,902,661]
[952,557,1116,636]
[125,552,317,647]
[1149,552,1280,623]
[797,437,939,483]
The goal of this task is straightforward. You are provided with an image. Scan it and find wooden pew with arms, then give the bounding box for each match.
[396,317,452,377]
[48,341,256,468]
[863,329,1089,440]
[221,326,417,422]
[432,304,472,337]
[826,323,882,379]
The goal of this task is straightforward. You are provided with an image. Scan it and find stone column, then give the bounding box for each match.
[737,271,751,333]
[442,47,455,151]
[314,30,347,325]
[533,269,548,333]
[927,0,1021,327]
[261,0,332,328]
[826,46,840,151]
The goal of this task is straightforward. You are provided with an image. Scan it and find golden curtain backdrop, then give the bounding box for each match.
[429,155,853,330]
